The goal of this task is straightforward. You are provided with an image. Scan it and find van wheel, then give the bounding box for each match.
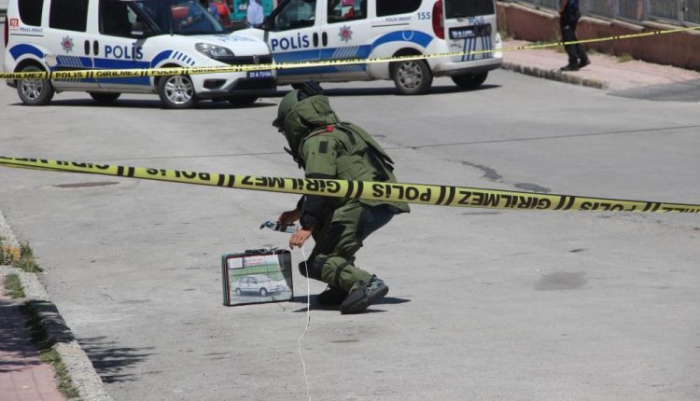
[451,72,488,89]
[16,66,55,106]
[158,75,196,109]
[89,92,121,104]
[391,59,433,95]
[227,96,258,107]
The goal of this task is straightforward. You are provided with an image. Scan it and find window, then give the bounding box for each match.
[445,0,494,18]
[50,0,89,32]
[376,0,421,17]
[327,0,366,23]
[273,0,316,30]
[100,0,139,37]
[19,0,44,26]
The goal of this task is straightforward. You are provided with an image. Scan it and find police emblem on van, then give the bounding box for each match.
[338,25,353,43]
[61,36,74,53]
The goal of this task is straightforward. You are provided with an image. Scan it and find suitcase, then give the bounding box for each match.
[221,249,293,306]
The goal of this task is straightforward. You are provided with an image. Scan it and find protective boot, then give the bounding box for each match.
[339,275,389,314]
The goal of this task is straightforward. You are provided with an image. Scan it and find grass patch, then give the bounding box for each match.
[498,28,512,41]
[13,242,44,273]
[21,304,82,400]
[1,237,20,265]
[3,273,26,298]
[617,53,634,63]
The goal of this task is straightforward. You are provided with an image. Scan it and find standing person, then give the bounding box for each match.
[273,83,410,314]
[209,3,222,22]
[198,0,220,23]
[246,0,264,28]
[559,0,590,71]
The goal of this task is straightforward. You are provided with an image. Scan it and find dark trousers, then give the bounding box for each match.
[560,13,588,66]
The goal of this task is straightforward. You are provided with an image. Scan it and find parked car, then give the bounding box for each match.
[3,0,275,108]
[239,0,503,94]
[234,274,288,297]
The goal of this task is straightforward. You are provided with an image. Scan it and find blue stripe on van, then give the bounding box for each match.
[371,30,433,49]
[274,45,373,75]
[93,58,151,85]
[273,31,432,76]
[9,44,44,61]
[151,50,175,68]
[56,55,93,68]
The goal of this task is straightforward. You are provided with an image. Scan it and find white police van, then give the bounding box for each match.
[3,0,275,108]
[240,0,502,94]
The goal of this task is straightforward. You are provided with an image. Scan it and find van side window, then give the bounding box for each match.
[19,0,44,26]
[100,0,138,38]
[445,0,495,18]
[273,0,316,31]
[327,0,366,23]
[49,0,89,32]
[376,0,421,17]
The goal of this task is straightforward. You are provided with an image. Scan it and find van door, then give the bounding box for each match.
[318,0,371,81]
[43,0,98,90]
[94,0,151,92]
[441,0,497,63]
[264,0,322,83]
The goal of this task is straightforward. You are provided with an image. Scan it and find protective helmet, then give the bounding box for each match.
[273,90,300,130]
[272,81,325,130]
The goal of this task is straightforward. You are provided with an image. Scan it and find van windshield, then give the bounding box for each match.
[444,0,495,18]
[132,0,226,35]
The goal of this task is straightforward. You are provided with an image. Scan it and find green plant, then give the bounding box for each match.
[13,242,44,273]
[21,304,81,400]
[617,53,634,63]
[0,237,19,264]
[3,274,26,298]
[498,28,512,41]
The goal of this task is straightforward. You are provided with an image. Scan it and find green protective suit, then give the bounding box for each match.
[280,95,409,292]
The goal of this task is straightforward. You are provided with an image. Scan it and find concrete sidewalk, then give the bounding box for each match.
[502,38,700,91]
[1,209,112,401]
[0,283,66,401]
[0,38,698,401]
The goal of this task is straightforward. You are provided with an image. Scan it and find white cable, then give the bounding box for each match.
[296,246,312,401]
[251,224,312,400]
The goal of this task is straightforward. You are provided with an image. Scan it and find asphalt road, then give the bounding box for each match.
[1,44,699,400]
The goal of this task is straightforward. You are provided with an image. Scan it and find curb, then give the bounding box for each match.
[502,61,608,90]
[0,213,113,401]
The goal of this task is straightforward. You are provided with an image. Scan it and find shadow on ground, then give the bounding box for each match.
[4,83,501,109]
[78,336,155,383]
[290,296,411,313]
[0,300,42,372]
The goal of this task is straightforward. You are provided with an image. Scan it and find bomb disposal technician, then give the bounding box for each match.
[274,85,409,314]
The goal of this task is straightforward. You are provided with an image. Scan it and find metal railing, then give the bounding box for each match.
[510,0,700,25]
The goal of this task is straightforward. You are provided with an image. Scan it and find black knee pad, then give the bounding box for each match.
[316,223,346,255]
[298,259,323,280]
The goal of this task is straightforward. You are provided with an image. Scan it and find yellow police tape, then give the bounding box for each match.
[1,157,698,213]
[0,26,699,80]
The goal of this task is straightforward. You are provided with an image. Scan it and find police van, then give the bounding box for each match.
[2,0,275,108]
[239,0,502,94]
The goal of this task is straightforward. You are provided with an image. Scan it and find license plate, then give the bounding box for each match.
[247,70,273,79]
[450,28,475,39]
